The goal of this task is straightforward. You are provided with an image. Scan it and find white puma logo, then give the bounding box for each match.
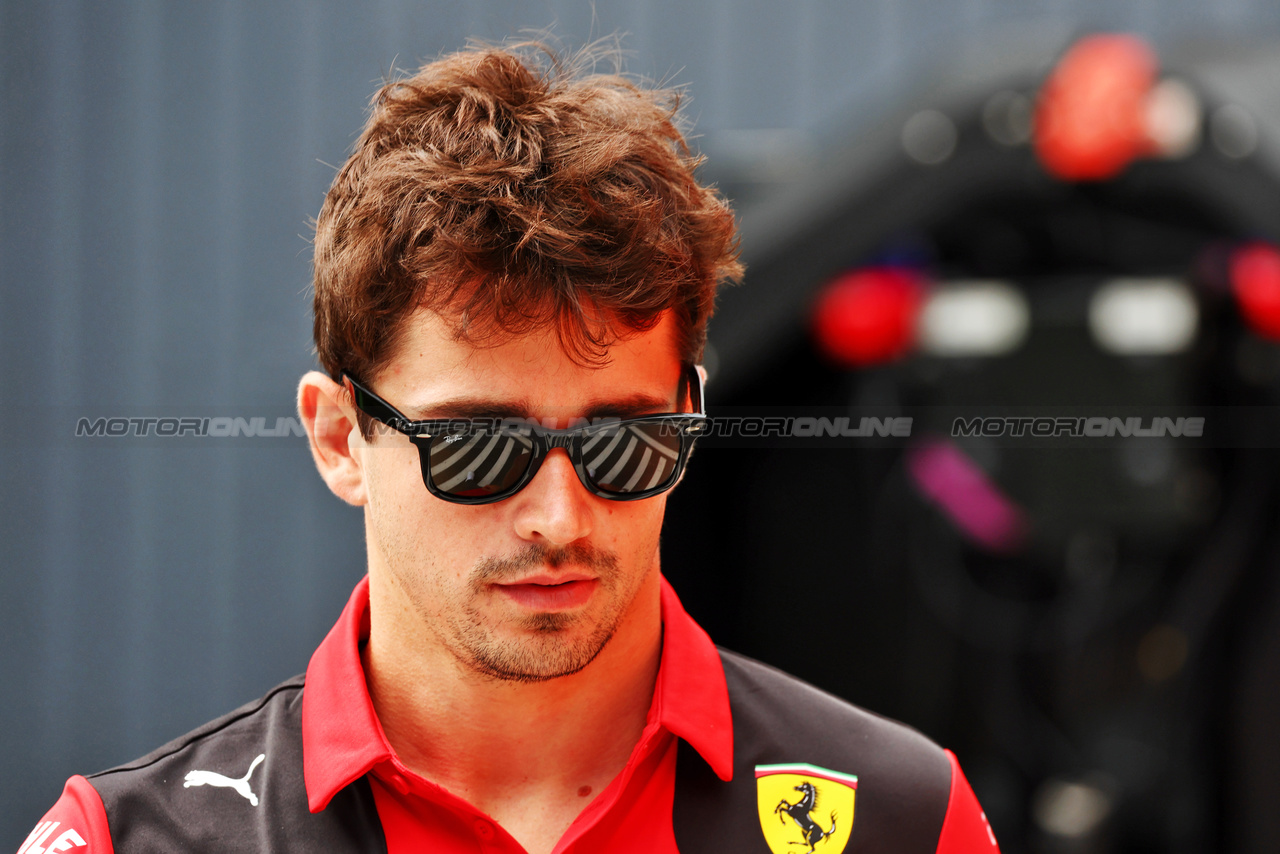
[183,753,266,806]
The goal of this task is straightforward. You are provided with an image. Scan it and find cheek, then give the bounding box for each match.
[363,446,500,574]
[363,446,424,517]
[613,498,668,561]
[363,447,447,562]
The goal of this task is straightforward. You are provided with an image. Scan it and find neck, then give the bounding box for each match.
[362,566,664,829]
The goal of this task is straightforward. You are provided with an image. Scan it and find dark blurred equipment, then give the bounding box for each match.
[664,32,1280,854]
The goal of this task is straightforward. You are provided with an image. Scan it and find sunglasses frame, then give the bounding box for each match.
[342,365,708,505]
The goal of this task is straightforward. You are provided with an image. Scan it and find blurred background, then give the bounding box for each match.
[4,2,1280,851]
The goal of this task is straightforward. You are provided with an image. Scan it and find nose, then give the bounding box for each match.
[511,448,595,546]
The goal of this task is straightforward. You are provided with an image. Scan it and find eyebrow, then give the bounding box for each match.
[403,391,678,422]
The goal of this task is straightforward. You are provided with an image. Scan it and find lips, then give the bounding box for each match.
[494,575,599,610]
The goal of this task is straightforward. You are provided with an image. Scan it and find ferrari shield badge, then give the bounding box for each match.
[756,763,857,854]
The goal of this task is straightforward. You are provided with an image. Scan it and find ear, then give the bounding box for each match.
[298,371,368,506]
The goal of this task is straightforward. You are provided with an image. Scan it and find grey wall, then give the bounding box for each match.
[5,0,1280,847]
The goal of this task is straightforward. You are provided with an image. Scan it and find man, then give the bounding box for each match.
[24,43,998,853]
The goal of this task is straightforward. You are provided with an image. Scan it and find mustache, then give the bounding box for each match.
[473,542,619,582]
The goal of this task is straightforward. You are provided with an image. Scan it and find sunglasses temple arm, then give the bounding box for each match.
[689,364,706,416]
[343,373,415,434]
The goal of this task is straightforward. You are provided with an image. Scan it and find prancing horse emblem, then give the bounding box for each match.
[755,763,857,854]
[775,781,838,852]
[183,754,266,806]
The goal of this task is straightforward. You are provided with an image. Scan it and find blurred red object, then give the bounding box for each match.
[1231,243,1280,339]
[812,267,924,365]
[1034,34,1158,180]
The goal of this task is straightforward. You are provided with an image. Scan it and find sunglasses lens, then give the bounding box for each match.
[427,426,534,499]
[581,421,684,496]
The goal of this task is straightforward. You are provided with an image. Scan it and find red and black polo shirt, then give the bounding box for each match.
[23,576,998,853]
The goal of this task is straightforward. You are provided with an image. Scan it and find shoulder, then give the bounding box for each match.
[75,673,383,852]
[717,648,952,792]
[20,776,110,854]
[28,674,385,853]
[85,674,308,850]
[20,677,309,854]
[672,649,960,854]
[90,674,305,805]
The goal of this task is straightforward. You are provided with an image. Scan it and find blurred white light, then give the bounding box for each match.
[902,110,957,165]
[1089,278,1198,356]
[918,280,1030,357]
[1033,779,1113,839]
[982,91,1033,147]
[1145,78,1201,159]
[1211,104,1258,159]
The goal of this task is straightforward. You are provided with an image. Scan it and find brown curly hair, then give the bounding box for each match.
[312,41,743,410]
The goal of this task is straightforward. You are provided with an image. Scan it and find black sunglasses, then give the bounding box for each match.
[342,365,708,505]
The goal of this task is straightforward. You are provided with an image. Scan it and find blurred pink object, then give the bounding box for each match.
[906,438,1029,554]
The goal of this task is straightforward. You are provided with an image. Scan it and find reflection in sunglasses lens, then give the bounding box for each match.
[431,428,534,496]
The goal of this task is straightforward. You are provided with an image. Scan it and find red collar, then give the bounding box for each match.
[301,575,733,812]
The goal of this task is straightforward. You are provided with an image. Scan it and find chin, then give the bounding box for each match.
[463,622,617,683]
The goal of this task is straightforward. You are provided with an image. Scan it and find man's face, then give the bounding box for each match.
[356,309,685,683]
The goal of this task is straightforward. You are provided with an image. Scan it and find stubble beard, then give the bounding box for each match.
[448,542,631,683]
